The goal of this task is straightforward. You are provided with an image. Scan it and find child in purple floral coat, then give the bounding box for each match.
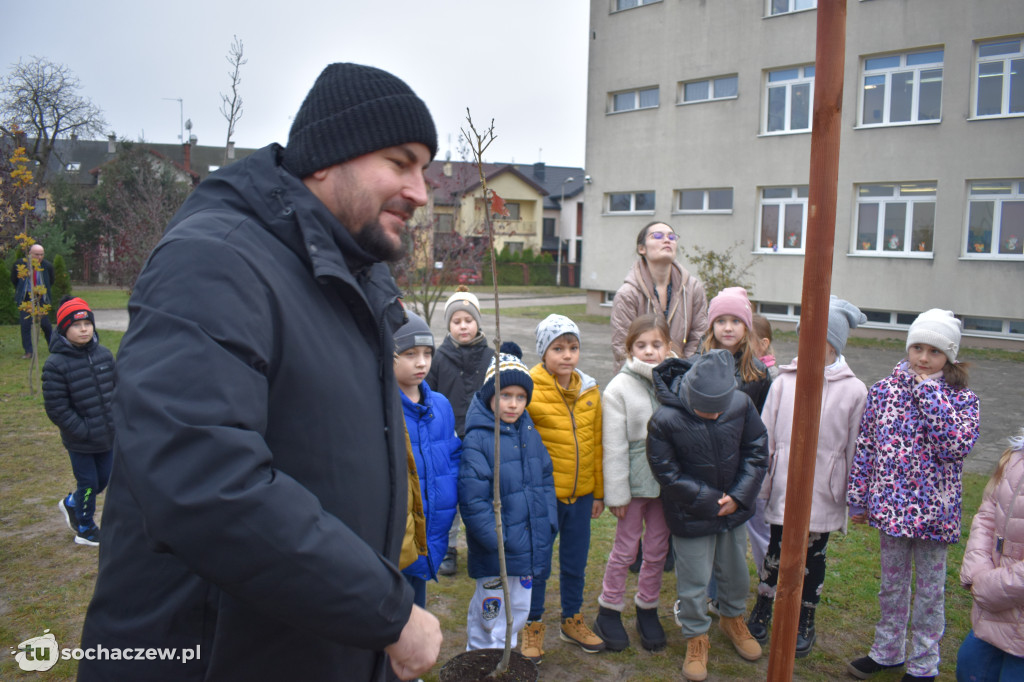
[846,309,980,682]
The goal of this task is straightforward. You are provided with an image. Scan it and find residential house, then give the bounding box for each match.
[420,159,586,278]
[583,0,1024,346]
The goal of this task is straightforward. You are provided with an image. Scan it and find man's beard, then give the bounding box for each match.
[354,219,408,262]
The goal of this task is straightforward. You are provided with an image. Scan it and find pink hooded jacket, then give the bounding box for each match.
[759,356,867,533]
[610,259,708,372]
[960,445,1024,657]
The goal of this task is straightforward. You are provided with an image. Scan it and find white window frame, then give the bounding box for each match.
[675,188,734,214]
[963,179,1024,260]
[764,66,815,134]
[609,86,659,114]
[973,38,1024,118]
[853,182,937,257]
[65,162,81,171]
[859,49,944,127]
[678,75,739,105]
[606,191,656,215]
[757,186,808,253]
[767,0,816,17]
[612,0,662,12]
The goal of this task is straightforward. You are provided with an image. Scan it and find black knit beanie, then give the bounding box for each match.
[283,63,438,178]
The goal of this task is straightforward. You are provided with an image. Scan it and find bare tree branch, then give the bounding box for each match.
[0,57,107,180]
[219,35,246,165]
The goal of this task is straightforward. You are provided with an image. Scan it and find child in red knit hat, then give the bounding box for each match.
[43,296,116,546]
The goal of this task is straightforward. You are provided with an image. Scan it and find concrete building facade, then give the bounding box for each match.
[582,0,1023,345]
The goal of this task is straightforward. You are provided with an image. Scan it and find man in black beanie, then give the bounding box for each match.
[80,63,441,682]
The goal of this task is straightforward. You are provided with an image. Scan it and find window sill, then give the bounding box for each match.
[676,96,739,107]
[757,129,811,138]
[672,210,734,216]
[848,251,933,259]
[607,107,659,116]
[959,254,1024,261]
[755,249,805,255]
[604,211,656,217]
[968,112,1024,122]
[854,119,941,130]
[764,8,817,19]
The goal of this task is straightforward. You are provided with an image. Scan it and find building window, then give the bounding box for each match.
[768,0,816,16]
[680,75,738,104]
[33,199,47,216]
[676,188,733,214]
[965,179,1024,258]
[758,186,808,252]
[436,213,454,233]
[854,182,936,255]
[610,86,659,113]
[613,0,662,10]
[860,49,944,126]
[765,66,814,133]
[505,241,524,256]
[504,202,521,220]
[65,162,81,172]
[607,191,655,214]
[974,38,1024,118]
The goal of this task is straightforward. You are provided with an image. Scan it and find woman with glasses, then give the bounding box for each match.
[610,222,710,373]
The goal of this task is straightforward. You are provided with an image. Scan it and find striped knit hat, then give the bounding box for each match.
[479,342,533,406]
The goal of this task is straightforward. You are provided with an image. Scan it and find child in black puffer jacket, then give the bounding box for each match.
[646,349,768,681]
[43,297,116,546]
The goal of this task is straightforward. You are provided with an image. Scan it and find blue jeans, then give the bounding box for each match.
[529,494,593,621]
[68,450,113,530]
[19,308,52,354]
[957,629,1024,681]
[403,574,427,609]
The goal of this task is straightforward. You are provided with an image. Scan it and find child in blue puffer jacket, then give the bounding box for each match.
[459,343,557,651]
[393,312,461,608]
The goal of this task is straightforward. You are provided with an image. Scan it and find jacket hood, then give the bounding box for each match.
[652,356,698,411]
[168,145,380,281]
[778,356,858,382]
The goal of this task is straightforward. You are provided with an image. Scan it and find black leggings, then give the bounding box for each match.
[757,524,830,608]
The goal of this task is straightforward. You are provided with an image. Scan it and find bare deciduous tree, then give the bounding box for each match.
[219,35,246,165]
[0,57,107,180]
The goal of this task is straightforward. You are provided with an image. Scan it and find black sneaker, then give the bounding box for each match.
[75,525,100,546]
[59,495,76,532]
[848,655,904,679]
[438,549,457,576]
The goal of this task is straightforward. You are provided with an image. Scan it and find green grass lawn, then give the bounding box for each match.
[0,323,988,680]
[67,286,130,311]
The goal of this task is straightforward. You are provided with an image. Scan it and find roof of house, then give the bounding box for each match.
[17,137,259,187]
[425,159,585,209]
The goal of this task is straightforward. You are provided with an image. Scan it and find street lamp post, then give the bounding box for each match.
[557,177,574,286]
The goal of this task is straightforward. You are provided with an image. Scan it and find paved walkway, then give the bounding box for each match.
[94,294,1020,476]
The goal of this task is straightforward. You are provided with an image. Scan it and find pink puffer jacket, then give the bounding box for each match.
[960,446,1024,657]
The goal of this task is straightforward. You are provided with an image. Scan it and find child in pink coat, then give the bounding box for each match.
[747,296,868,657]
[957,430,1024,681]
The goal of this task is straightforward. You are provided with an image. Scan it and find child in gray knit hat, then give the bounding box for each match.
[646,349,768,679]
[750,296,869,657]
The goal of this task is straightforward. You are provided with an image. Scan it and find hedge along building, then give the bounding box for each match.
[581,0,1024,348]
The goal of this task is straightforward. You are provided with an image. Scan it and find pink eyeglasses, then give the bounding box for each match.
[649,231,678,241]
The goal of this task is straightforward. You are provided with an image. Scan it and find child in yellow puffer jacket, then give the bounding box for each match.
[520,314,606,662]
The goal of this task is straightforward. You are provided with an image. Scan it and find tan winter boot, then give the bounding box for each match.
[560,613,606,653]
[682,633,710,681]
[719,614,763,661]
[520,621,545,662]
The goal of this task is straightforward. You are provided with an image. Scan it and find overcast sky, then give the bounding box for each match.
[3,0,590,167]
